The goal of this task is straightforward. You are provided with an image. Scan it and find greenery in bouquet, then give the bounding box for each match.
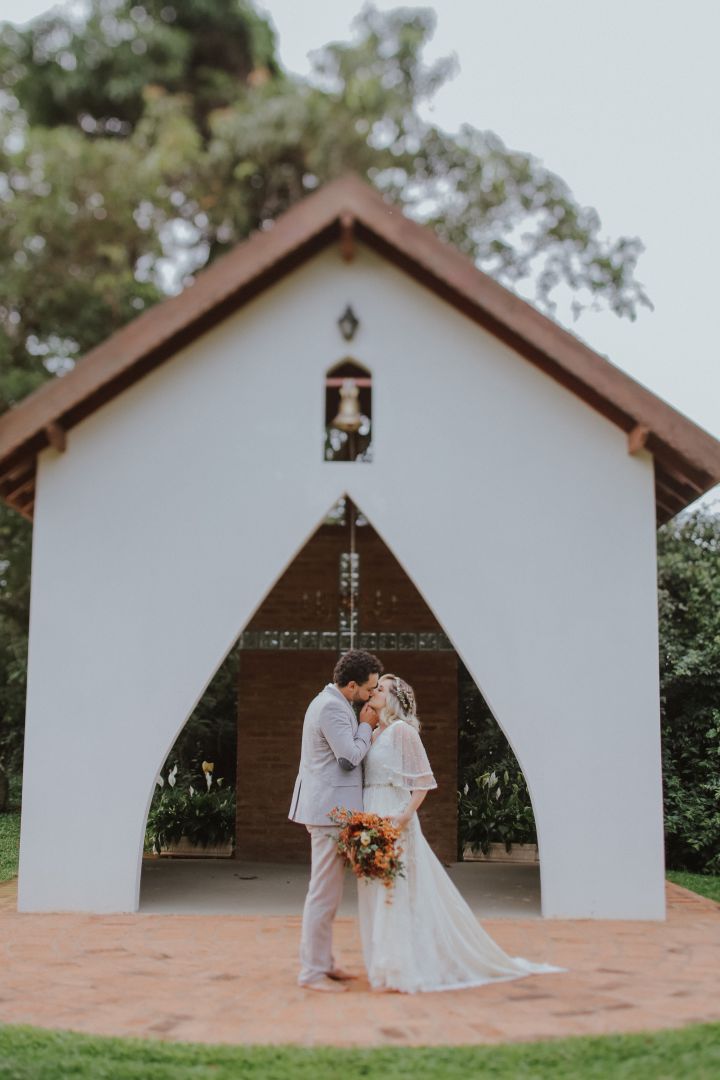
[145,760,235,854]
[329,807,405,889]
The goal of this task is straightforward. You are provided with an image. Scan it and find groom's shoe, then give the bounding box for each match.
[302,976,348,993]
[327,968,358,981]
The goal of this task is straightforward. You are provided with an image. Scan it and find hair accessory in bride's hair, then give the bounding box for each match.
[393,678,416,717]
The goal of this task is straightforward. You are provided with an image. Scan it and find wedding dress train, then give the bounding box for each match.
[357,720,565,993]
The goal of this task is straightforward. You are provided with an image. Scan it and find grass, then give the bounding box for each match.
[0,800,20,881]
[0,1022,719,1080]
[666,871,720,904]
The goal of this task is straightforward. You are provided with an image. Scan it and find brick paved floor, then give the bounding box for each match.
[0,878,718,1047]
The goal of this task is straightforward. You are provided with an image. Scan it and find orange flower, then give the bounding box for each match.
[328,807,405,893]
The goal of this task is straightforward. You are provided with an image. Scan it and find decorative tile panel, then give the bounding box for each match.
[240,628,453,651]
[418,633,437,650]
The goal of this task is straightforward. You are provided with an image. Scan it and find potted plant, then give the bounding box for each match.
[459,765,539,863]
[145,761,235,857]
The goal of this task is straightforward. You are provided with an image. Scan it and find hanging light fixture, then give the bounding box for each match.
[338,305,359,342]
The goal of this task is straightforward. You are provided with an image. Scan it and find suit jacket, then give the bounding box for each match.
[288,684,373,826]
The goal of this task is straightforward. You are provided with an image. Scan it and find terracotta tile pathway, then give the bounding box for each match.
[0,878,718,1047]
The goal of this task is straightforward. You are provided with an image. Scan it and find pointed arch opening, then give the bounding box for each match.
[139,495,541,915]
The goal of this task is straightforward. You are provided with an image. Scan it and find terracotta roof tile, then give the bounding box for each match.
[1,174,718,522]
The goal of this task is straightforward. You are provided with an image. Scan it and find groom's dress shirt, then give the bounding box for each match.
[288,684,373,826]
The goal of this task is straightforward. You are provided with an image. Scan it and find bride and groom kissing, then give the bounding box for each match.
[289,649,564,994]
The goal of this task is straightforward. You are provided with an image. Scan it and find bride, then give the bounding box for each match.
[357,674,565,993]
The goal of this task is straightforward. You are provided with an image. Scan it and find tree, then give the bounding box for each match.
[657,510,720,873]
[0,502,31,776]
[0,0,280,135]
[0,1,652,779]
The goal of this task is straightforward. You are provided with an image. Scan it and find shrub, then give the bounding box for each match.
[457,662,537,854]
[145,762,235,853]
[658,509,720,873]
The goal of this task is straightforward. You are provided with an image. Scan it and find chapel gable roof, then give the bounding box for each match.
[1,173,719,523]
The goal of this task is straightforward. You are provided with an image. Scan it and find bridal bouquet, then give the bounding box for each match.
[329,807,405,890]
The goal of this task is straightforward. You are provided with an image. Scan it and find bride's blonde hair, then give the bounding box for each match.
[378,674,420,732]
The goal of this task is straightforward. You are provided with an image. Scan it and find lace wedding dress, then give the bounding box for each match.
[357,719,565,993]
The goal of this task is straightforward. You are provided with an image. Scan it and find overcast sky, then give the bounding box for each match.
[3,0,719,508]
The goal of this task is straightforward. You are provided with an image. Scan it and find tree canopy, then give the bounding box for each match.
[0,1,651,413]
[657,511,720,872]
[0,1,660,792]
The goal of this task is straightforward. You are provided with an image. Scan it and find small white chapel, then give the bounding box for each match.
[1,175,719,919]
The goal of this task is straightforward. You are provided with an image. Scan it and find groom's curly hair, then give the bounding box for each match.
[333,649,383,687]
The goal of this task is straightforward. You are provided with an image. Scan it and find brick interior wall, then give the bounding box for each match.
[235,520,458,864]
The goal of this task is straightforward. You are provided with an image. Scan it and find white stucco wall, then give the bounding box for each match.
[18,244,665,918]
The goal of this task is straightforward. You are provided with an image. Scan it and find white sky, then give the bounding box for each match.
[3,0,719,508]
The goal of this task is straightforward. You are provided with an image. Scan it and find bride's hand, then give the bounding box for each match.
[360,703,379,728]
[392,814,410,831]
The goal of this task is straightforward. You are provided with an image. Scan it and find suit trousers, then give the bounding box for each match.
[298,824,345,985]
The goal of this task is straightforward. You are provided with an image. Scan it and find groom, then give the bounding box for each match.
[288,649,383,992]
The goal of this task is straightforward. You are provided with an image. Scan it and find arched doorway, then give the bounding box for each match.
[140,497,540,913]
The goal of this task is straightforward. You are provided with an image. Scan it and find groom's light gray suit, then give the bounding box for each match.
[289,683,373,985]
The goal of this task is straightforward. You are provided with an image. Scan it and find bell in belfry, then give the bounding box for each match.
[331,379,363,433]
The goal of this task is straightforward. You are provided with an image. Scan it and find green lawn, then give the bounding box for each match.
[0,1022,719,1080]
[666,871,720,904]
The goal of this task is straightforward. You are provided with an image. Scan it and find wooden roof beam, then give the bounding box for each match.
[6,498,33,522]
[339,213,355,262]
[656,468,706,506]
[44,421,66,453]
[12,486,34,508]
[657,460,707,498]
[654,482,684,520]
[0,463,34,498]
[6,476,34,502]
[628,424,650,454]
[6,484,34,517]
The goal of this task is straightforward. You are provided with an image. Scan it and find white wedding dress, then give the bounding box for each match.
[357,719,565,993]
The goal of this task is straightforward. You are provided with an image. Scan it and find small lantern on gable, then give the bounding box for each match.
[338,305,359,342]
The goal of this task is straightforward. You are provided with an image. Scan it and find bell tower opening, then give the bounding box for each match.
[325,359,372,462]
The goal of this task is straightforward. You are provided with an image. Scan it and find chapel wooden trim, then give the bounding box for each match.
[1,173,719,523]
